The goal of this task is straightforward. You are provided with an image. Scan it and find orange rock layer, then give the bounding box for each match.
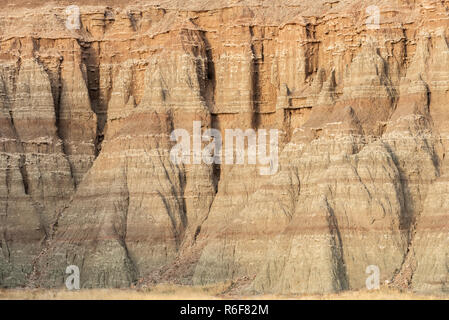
[0,0,449,295]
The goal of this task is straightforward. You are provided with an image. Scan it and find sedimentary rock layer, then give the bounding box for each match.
[1,0,449,295]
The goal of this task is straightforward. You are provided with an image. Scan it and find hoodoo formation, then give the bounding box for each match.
[1,0,449,295]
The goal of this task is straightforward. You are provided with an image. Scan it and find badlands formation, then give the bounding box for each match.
[1,0,449,295]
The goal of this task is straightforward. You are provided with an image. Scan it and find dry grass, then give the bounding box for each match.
[0,283,229,300]
[0,284,447,300]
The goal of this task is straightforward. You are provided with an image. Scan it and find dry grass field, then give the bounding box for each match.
[0,284,446,300]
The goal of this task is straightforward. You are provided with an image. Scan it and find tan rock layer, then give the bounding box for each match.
[0,0,448,295]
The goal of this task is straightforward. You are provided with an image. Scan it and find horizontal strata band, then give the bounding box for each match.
[0,1,448,296]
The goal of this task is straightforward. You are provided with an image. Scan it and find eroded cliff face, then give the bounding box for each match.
[1,0,449,295]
